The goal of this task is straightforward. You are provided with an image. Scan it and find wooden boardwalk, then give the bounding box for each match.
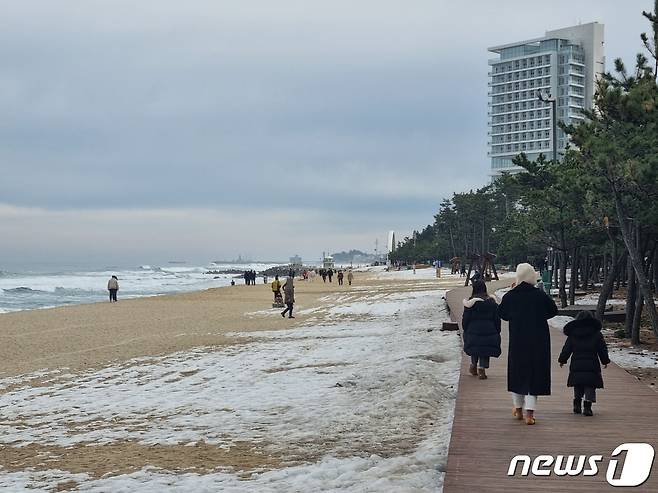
[443,282,658,492]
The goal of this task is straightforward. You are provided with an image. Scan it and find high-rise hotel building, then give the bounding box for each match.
[487,23,605,176]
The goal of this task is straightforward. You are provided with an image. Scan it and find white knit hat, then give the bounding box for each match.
[516,263,538,285]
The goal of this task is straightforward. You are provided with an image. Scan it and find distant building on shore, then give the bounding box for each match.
[386,231,396,264]
[488,22,604,177]
[289,255,303,269]
[387,231,396,254]
[322,255,335,270]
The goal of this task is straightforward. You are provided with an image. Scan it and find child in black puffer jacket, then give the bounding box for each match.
[462,280,502,380]
[558,311,610,416]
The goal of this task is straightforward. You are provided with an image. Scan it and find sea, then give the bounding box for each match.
[0,262,283,314]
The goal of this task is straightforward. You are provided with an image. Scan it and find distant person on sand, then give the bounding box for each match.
[263,275,268,284]
[460,264,466,277]
[462,280,501,380]
[107,275,119,302]
[327,268,334,283]
[271,275,282,302]
[337,270,344,286]
[281,277,295,319]
[321,269,327,282]
[498,263,558,425]
[244,270,250,286]
[558,311,610,417]
[347,270,354,286]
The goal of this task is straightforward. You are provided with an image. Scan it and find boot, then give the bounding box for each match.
[469,364,478,376]
[512,407,524,420]
[477,368,487,380]
[583,401,593,416]
[573,398,582,414]
[525,410,536,425]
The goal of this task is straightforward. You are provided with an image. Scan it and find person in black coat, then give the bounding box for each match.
[558,311,610,416]
[462,280,501,380]
[498,263,558,425]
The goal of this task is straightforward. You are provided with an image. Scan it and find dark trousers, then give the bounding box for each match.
[470,355,490,369]
[282,303,294,317]
[109,289,118,302]
[574,385,596,403]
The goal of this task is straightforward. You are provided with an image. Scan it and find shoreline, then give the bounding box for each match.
[0,267,454,377]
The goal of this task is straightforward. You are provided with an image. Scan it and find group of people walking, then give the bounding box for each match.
[319,268,334,282]
[462,263,610,425]
[318,268,353,285]
[243,270,258,285]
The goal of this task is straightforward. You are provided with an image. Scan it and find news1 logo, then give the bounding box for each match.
[508,443,655,487]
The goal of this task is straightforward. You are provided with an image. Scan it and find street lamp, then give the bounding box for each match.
[537,91,557,162]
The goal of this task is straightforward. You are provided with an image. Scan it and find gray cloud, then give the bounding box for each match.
[0,0,650,263]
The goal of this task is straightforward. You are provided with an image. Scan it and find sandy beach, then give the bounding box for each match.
[0,267,465,492]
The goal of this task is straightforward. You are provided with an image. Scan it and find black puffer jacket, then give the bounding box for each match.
[558,317,610,388]
[462,297,502,358]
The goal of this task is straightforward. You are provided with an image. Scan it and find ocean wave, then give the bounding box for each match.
[53,287,99,296]
[2,287,47,294]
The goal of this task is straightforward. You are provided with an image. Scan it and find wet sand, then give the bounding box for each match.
[0,269,458,377]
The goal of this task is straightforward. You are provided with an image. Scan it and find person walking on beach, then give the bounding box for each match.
[347,270,354,286]
[244,270,250,286]
[271,275,282,302]
[321,269,327,282]
[558,311,610,416]
[337,270,344,286]
[327,268,334,283]
[498,263,557,425]
[281,277,295,319]
[462,280,501,380]
[107,275,119,302]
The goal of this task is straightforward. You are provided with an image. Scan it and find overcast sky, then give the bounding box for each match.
[0,0,651,266]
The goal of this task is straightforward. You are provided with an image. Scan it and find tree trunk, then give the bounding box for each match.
[559,250,568,308]
[569,247,579,306]
[448,226,457,259]
[632,292,644,345]
[626,262,637,339]
[596,251,625,321]
[654,247,658,293]
[614,193,658,338]
[582,254,590,290]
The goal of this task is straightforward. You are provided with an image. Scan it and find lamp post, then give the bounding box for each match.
[537,91,557,162]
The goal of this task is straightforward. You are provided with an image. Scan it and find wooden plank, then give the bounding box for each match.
[443,281,658,492]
